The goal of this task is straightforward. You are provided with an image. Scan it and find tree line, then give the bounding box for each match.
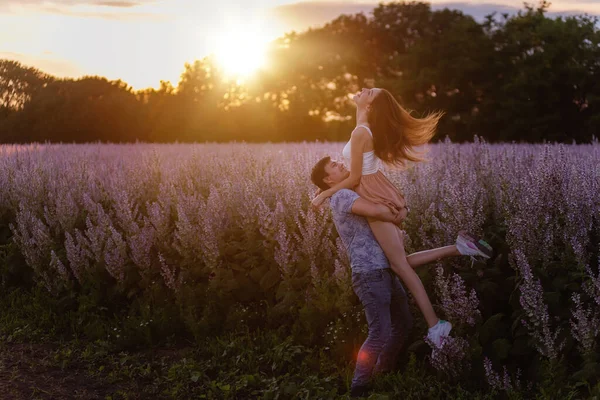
[1,1,599,143]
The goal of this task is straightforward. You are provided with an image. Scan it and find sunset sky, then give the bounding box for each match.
[2,0,599,90]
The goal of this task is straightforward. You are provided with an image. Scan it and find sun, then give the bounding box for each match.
[212,29,269,78]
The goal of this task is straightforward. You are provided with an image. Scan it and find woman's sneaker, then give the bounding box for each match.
[456,231,493,259]
[427,319,452,348]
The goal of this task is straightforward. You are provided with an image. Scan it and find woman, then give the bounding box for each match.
[312,87,492,347]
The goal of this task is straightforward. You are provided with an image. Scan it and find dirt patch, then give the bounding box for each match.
[0,341,122,400]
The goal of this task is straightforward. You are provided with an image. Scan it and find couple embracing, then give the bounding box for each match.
[310,87,493,397]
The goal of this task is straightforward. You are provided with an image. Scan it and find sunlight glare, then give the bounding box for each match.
[212,29,269,78]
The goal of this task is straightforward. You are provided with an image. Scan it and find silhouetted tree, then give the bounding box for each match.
[477,2,600,142]
[1,1,599,143]
[5,77,143,143]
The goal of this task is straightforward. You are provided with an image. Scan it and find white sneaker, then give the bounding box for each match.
[427,319,452,348]
[456,231,493,259]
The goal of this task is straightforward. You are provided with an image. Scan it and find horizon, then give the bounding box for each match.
[2,0,600,90]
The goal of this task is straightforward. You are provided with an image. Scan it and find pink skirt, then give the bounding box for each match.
[354,170,408,220]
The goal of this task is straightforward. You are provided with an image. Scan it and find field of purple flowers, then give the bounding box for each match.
[1,139,599,396]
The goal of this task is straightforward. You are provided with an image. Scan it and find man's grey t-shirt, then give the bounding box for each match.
[330,189,390,273]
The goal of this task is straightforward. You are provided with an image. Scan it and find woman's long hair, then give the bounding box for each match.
[368,89,444,167]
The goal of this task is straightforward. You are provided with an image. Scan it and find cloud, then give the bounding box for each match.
[270,0,600,32]
[93,1,141,7]
[0,0,148,6]
[0,0,156,15]
[434,2,600,20]
[558,0,600,3]
[0,51,84,77]
[0,0,167,20]
[37,5,165,20]
[269,1,374,31]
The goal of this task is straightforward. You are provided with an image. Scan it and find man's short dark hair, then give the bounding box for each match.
[311,156,331,191]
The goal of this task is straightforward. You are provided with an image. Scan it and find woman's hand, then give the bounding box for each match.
[311,192,329,208]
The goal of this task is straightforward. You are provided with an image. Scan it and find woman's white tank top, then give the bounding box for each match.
[342,125,382,175]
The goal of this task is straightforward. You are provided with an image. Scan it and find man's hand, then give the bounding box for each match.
[382,206,407,226]
[351,199,408,225]
[391,207,408,225]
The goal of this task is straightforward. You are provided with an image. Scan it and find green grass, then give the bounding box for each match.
[0,286,500,399]
[1,327,501,399]
[1,285,598,399]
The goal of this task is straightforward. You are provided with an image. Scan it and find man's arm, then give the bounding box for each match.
[351,198,403,225]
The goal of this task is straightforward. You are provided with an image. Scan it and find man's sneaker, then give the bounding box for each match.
[427,319,452,348]
[456,231,493,259]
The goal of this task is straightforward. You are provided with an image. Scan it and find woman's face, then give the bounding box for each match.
[353,87,382,110]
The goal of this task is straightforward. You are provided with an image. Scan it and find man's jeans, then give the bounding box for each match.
[351,268,413,389]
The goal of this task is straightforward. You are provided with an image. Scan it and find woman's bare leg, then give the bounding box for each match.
[407,245,460,269]
[368,220,439,328]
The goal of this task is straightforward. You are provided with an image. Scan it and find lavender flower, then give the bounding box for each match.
[426,335,470,378]
[434,266,481,326]
[513,249,564,360]
[570,293,600,356]
[0,136,597,365]
[158,252,182,292]
[483,357,521,392]
[584,261,600,306]
[64,230,90,284]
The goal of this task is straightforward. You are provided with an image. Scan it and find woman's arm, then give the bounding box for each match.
[312,128,369,207]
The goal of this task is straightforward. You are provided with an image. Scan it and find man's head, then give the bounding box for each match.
[310,156,350,191]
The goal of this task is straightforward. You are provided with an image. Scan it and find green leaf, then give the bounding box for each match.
[229,263,247,272]
[276,283,288,301]
[551,276,568,291]
[509,289,521,310]
[259,268,281,291]
[510,336,531,356]
[493,253,505,269]
[458,271,478,281]
[480,313,505,344]
[492,338,512,360]
[543,291,561,308]
[566,283,581,291]
[406,339,426,353]
[191,372,200,382]
[249,264,270,282]
[283,383,297,395]
[478,281,500,297]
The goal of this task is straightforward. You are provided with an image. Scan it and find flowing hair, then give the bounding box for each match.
[368,89,444,167]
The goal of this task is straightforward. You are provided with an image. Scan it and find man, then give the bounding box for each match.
[310,156,493,397]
